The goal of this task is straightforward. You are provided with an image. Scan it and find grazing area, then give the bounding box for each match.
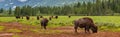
[0,16,120,37]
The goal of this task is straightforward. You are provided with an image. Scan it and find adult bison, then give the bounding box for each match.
[55,16,58,19]
[41,18,49,29]
[40,16,43,18]
[68,16,71,18]
[26,16,30,20]
[74,17,98,33]
[37,16,40,20]
[16,16,20,19]
[49,16,52,20]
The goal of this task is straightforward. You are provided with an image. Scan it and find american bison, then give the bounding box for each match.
[21,16,23,19]
[41,18,49,29]
[68,16,71,18]
[16,16,20,19]
[37,16,40,20]
[55,16,58,19]
[49,16,52,20]
[74,17,98,33]
[26,16,30,20]
[40,16,43,18]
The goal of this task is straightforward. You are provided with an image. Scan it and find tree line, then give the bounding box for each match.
[0,0,120,16]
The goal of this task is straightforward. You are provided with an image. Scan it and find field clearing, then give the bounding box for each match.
[0,16,120,37]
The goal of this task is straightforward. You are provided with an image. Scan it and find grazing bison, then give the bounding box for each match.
[74,17,98,33]
[26,16,30,20]
[49,16,52,20]
[40,16,43,18]
[55,16,58,19]
[41,18,49,29]
[68,16,71,18]
[37,16,40,20]
[21,16,24,19]
[51,16,53,18]
[16,16,20,19]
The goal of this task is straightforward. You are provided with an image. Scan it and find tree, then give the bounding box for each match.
[0,8,4,13]
[8,7,12,15]
[14,6,21,16]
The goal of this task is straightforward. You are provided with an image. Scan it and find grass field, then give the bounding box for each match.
[0,16,120,31]
[0,16,120,37]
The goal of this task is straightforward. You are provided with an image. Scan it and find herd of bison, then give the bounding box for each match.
[15,16,98,34]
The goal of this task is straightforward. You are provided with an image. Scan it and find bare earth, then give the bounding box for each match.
[0,22,120,37]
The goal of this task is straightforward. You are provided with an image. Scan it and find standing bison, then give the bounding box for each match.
[37,16,40,20]
[41,18,49,29]
[49,16,52,20]
[26,16,30,20]
[55,16,58,19]
[40,16,43,18]
[74,17,98,33]
[16,16,20,19]
[68,16,71,18]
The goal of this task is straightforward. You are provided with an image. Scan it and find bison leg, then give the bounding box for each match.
[74,26,78,33]
[85,26,90,33]
[43,25,46,30]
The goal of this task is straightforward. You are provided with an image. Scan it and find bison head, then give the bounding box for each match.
[91,25,98,33]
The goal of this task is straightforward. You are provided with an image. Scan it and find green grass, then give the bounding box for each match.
[7,28,22,33]
[0,26,5,32]
[0,16,120,31]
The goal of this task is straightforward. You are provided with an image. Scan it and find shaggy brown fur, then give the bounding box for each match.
[74,17,98,33]
[41,18,49,29]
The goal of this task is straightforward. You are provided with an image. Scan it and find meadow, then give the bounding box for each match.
[0,16,120,32]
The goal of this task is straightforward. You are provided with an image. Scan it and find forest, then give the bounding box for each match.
[0,0,120,16]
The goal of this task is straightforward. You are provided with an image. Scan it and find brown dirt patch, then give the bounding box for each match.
[0,22,120,37]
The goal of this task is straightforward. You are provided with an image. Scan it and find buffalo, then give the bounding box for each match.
[16,16,20,19]
[68,16,71,18]
[49,16,52,20]
[74,17,98,33]
[41,18,49,29]
[40,16,43,18]
[37,16,40,20]
[55,16,58,19]
[21,16,23,19]
[26,16,30,20]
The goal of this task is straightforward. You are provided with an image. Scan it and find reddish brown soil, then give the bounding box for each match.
[0,22,120,37]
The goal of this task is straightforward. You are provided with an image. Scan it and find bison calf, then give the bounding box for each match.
[74,17,98,33]
[41,18,49,29]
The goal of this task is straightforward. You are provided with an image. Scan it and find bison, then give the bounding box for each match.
[37,16,40,20]
[68,16,71,18]
[26,16,30,20]
[41,18,49,29]
[49,16,52,20]
[74,17,98,33]
[40,16,43,18]
[16,16,20,19]
[55,16,58,19]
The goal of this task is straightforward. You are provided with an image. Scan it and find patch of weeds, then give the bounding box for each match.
[12,34,21,37]
[7,29,22,33]
[0,26,5,32]
[39,30,63,34]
